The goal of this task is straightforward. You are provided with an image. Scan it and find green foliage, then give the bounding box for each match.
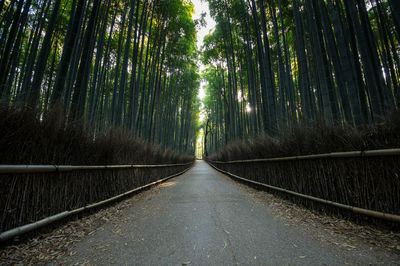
[201,0,400,156]
[0,0,201,155]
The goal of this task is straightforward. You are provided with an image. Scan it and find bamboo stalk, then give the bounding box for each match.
[0,161,193,174]
[209,148,400,164]
[207,161,400,223]
[0,212,70,242]
[0,164,193,242]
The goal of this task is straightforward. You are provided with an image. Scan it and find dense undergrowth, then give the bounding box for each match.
[208,111,400,162]
[207,113,400,228]
[0,106,193,233]
[0,106,193,165]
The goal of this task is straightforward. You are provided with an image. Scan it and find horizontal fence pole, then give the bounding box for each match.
[209,148,400,164]
[206,161,400,223]
[0,163,194,242]
[0,161,193,174]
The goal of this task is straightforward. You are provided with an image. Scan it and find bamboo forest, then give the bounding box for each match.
[1,0,400,263]
[0,0,399,155]
[202,0,400,155]
[0,0,200,156]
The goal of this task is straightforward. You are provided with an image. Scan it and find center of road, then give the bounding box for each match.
[59,161,395,265]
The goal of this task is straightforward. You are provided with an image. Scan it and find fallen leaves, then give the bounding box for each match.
[342,243,356,249]
[0,187,154,265]
[240,183,400,254]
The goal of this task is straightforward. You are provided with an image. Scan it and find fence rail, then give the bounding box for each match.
[209,148,400,164]
[206,148,400,224]
[207,161,400,223]
[0,161,194,241]
[0,161,193,174]
[0,165,193,242]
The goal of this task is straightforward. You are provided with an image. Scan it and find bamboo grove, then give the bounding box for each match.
[0,0,201,154]
[202,0,400,155]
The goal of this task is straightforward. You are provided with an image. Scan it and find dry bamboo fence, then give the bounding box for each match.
[0,162,193,234]
[207,148,400,225]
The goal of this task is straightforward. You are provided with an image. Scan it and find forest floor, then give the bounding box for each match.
[1,160,399,265]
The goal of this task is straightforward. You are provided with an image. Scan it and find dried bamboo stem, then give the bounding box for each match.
[209,148,400,164]
[207,161,400,223]
[0,162,193,174]
[0,164,193,242]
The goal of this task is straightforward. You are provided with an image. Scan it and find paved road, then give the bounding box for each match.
[60,160,397,265]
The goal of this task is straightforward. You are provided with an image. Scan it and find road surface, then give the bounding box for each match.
[58,160,398,265]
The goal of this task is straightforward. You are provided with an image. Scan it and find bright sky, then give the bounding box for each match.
[191,0,216,52]
[191,0,216,122]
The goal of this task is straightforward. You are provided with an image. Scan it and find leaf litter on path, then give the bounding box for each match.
[235,180,400,255]
[0,184,163,265]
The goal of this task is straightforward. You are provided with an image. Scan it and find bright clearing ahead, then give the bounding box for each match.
[192,0,216,123]
[192,0,216,157]
[192,0,216,52]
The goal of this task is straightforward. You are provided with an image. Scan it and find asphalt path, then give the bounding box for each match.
[59,160,398,265]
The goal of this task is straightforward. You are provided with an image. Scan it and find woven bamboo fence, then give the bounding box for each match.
[0,162,193,233]
[207,149,400,225]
